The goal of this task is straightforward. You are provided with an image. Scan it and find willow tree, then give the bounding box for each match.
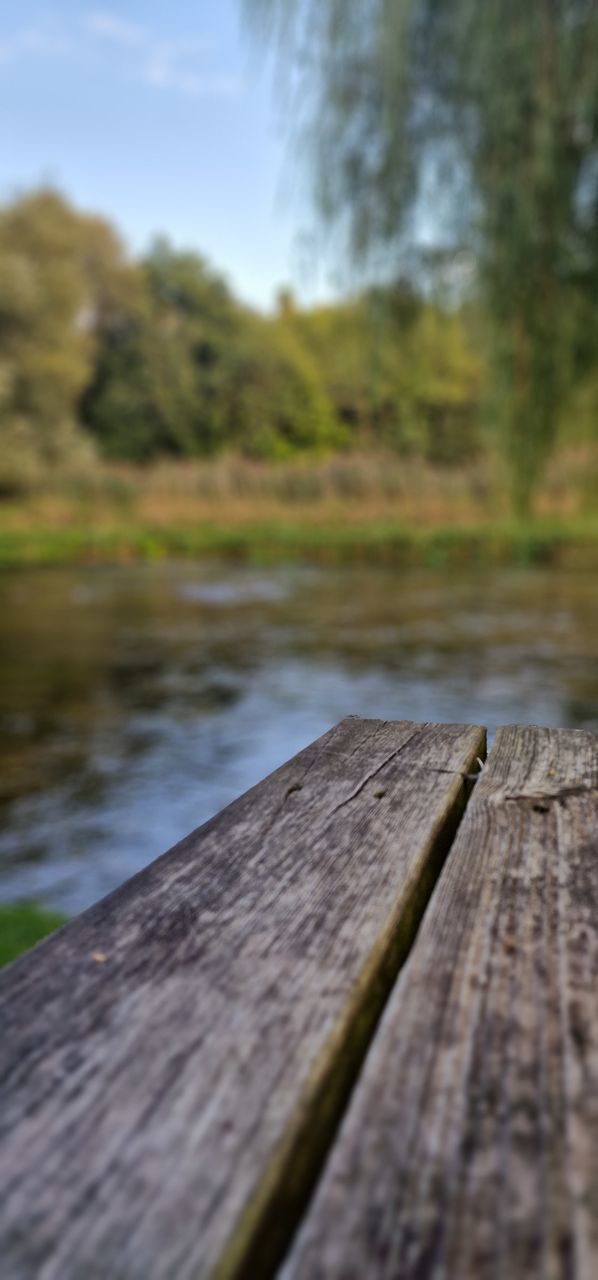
[244,0,598,513]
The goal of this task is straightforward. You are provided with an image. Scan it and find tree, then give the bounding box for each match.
[84,236,341,462]
[83,240,240,460]
[227,310,341,458]
[244,0,598,512]
[0,188,129,491]
[293,285,482,460]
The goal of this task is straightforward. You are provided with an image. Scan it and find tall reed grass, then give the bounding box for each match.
[2,447,595,535]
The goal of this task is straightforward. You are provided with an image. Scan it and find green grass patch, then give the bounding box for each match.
[0,901,67,968]
[0,517,597,569]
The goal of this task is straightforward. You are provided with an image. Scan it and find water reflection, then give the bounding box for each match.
[0,561,595,913]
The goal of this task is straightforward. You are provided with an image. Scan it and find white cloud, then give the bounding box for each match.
[86,11,147,47]
[143,42,242,98]
[0,12,242,101]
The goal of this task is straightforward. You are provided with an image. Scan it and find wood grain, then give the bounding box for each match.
[283,725,598,1280]
[0,717,484,1280]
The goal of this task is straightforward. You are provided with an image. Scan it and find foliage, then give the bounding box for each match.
[0,901,67,968]
[292,285,482,461]
[82,240,235,459]
[243,0,598,512]
[0,182,594,492]
[82,236,339,460]
[0,189,129,493]
[226,311,342,457]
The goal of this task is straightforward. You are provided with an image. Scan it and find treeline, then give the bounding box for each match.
[0,189,594,497]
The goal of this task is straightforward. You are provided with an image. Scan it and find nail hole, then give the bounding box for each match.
[533,803,549,814]
[374,789,386,799]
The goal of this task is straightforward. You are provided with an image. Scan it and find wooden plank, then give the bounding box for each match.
[0,716,484,1280]
[283,725,598,1280]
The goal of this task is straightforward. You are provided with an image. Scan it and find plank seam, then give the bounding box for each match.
[214,734,487,1280]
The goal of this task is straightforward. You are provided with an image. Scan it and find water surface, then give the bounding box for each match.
[0,561,595,913]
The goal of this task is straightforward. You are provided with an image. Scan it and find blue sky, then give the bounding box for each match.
[0,1,334,309]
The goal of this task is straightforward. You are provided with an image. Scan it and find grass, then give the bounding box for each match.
[0,901,68,968]
[0,450,596,568]
[0,516,596,569]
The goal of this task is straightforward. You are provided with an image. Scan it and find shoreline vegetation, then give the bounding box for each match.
[2,188,598,532]
[1,518,597,571]
[1,453,596,571]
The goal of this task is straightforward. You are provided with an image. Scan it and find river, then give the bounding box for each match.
[0,560,595,913]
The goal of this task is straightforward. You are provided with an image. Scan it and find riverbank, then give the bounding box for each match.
[1,452,596,568]
[0,516,597,570]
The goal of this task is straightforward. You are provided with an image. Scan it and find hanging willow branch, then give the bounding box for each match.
[243,0,598,512]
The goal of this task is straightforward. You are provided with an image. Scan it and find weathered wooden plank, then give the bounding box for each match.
[283,725,598,1280]
[0,717,484,1280]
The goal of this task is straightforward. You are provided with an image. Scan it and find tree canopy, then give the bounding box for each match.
[0,185,595,498]
[244,0,598,510]
[0,189,128,490]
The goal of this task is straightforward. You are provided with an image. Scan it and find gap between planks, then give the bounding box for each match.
[281,724,598,1280]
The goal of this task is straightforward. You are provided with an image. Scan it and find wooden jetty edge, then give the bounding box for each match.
[0,718,596,1280]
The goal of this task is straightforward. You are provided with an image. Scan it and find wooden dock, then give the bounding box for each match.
[0,717,596,1279]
